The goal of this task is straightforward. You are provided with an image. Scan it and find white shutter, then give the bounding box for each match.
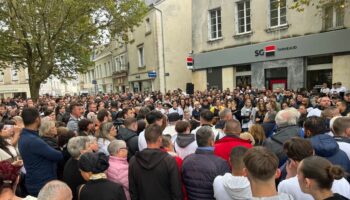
[234,2,238,34]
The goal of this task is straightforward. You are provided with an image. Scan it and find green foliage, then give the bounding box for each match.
[290,0,347,12]
[0,0,147,98]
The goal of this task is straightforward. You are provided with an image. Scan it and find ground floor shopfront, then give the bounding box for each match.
[0,83,30,98]
[192,29,350,91]
[128,71,160,93]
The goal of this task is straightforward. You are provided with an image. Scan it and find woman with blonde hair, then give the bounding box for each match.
[97,122,117,156]
[248,124,266,146]
[39,120,58,150]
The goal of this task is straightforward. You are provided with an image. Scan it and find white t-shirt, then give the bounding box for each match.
[138,130,147,151]
[213,173,252,200]
[278,176,350,200]
[336,141,350,160]
[97,138,111,156]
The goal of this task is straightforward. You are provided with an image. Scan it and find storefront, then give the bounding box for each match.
[0,84,30,98]
[193,29,350,91]
[128,71,158,93]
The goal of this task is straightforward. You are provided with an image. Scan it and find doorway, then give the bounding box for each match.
[265,67,288,90]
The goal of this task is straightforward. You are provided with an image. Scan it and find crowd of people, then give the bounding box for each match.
[1,84,350,200]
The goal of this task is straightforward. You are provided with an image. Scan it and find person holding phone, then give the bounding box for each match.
[0,123,22,166]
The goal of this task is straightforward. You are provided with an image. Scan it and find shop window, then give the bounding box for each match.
[208,8,222,40]
[270,0,287,27]
[307,56,332,65]
[236,75,251,88]
[307,69,332,90]
[236,65,251,72]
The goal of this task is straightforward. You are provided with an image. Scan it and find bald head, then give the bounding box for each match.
[38,180,72,200]
[224,119,241,135]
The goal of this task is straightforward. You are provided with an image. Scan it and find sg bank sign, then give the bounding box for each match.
[255,45,298,57]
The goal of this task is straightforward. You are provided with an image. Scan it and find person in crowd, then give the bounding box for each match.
[121,107,136,119]
[67,103,82,133]
[264,108,301,165]
[298,104,308,127]
[304,116,350,173]
[63,136,91,200]
[253,102,266,124]
[278,137,350,200]
[0,123,20,163]
[191,109,224,141]
[297,156,349,200]
[78,152,126,200]
[261,111,277,138]
[172,120,197,159]
[213,146,252,200]
[97,122,117,156]
[215,108,233,131]
[336,101,350,116]
[0,161,36,200]
[331,117,350,160]
[243,147,293,199]
[214,119,252,162]
[308,96,331,117]
[192,101,201,121]
[182,126,230,200]
[78,119,94,136]
[241,99,253,132]
[129,124,182,200]
[107,140,130,200]
[97,109,112,124]
[138,110,164,151]
[19,108,63,197]
[37,180,72,200]
[169,101,184,119]
[117,117,139,160]
[163,113,180,137]
[320,83,330,95]
[39,120,59,150]
[55,105,66,123]
[85,103,97,119]
[248,124,266,146]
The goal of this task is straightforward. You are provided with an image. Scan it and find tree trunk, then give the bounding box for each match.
[29,80,41,100]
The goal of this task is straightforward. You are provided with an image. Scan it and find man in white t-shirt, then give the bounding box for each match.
[138,110,164,151]
[332,117,350,160]
[278,137,350,200]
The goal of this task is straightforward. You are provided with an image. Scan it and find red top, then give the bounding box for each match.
[214,135,253,162]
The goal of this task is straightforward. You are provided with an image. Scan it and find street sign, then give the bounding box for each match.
[148,71,157,78]
[92,80,97,84]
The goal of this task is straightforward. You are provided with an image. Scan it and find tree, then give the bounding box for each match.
[290,0,347,12]
[0,0,147,99]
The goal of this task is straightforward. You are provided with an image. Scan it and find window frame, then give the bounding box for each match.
[138,46,145,68]
[269,0,287,28]
[235,0,252,34]
[208,8,222,41]
[11,69,18,81]
[324,3,344,30]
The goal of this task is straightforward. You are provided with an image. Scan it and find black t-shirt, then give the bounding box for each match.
[63,158,86,200]
[324,193,349,200]
[79,179,126,200]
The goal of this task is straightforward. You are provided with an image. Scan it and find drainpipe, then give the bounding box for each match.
[152,5,166,93]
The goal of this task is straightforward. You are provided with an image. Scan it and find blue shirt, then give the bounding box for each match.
[18,128,63,196]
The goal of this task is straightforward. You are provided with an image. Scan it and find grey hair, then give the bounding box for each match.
[39,120,56,137]
[108,140,127,155]
[37,180,72,200]
[275,108,300,127]
[219,108,232,120]
[99,122,114,139]
[67,136,90,159]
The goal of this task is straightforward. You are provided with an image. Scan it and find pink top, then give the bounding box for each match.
[107,156,130,200]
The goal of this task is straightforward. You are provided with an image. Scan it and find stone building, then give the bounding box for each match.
[0,67,30,98]
[191,0,350,91]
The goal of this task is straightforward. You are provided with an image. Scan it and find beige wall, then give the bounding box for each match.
[157,0,192,92]
[192,0,350,54]
[333,55,350,89]
[222,67,234,91]
[192,70,207,91]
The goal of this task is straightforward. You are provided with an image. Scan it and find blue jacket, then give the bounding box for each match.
[18,128,63,196]
[182,147,230,200]
[310,134,350,173]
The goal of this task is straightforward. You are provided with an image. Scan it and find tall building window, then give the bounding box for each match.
[11,69,18,81]
[103,63,107,77]
[270,0,287,27]
[0,71,3,82]
[120,55,126,71]
[115,57,121,71]
[324,3,344,30]
[138,46,145,67]
[24,68,29,80]
[236,1,251,34]
[145,18,151,33]
[208,8,222,40]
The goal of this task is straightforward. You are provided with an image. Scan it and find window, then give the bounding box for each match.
[11,69,18,81]
[145,18,151,33]
[236,1,251,34]
[0,71,3,82]
[120,55,126,71]
[115,57,121,71]
[103,63,107,77]
[138,46,145,67]
[208,8,222,40]
[324,3,344,30]
[108,61,111,75]
[24,68,29,80]
[270,0,287,27]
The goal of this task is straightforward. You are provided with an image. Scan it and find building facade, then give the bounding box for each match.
[127,0,192,93]
[191,0,350,91]
[39,77,79,96]
[0,67,30,98]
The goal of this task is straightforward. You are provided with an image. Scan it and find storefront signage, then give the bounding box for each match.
[255,45,297,57]
[148,71,157,78]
